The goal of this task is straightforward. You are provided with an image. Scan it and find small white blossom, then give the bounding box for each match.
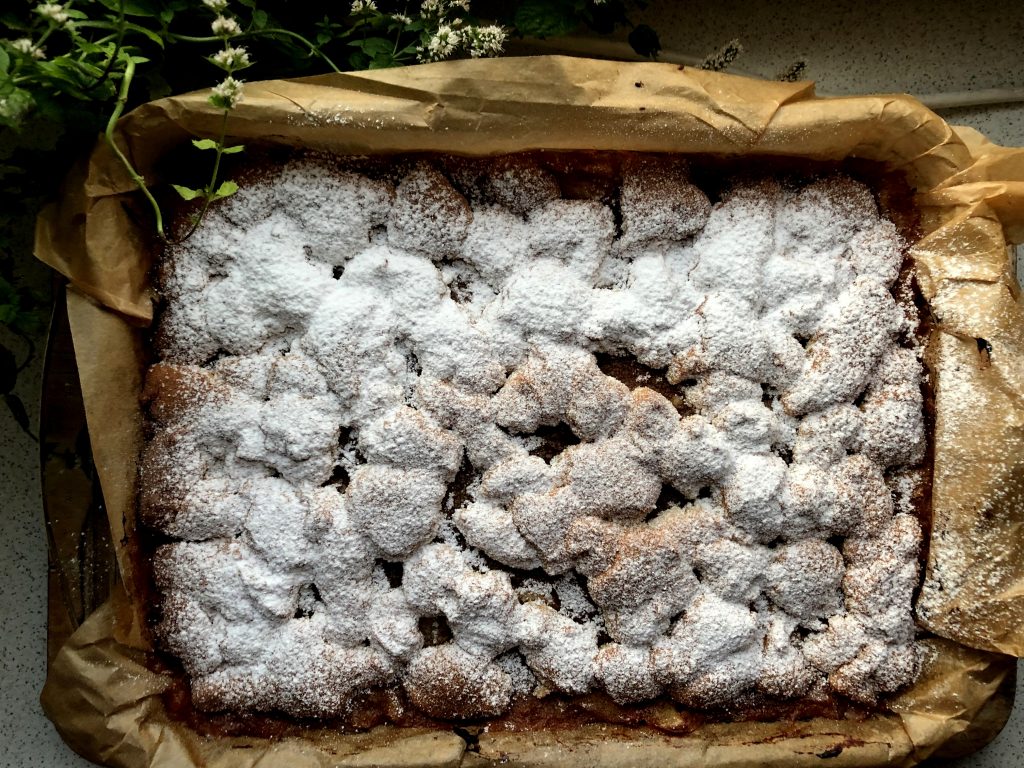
[10,38,45,59]
[466,25,505,58]
[391,13,412,24]
[211,15,242,37]
[424,23,461,61]
[209,76,244,109]
[202,0,229,11]
[449,0,471,11]
[36,3,69,25]
[420,0,441,13]
[351,0,377,12]
[212,45,251,70]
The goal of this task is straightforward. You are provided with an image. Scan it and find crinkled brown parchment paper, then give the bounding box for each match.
[34,57,1024,767]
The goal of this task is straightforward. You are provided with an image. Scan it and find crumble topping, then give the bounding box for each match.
[145,153,926,719]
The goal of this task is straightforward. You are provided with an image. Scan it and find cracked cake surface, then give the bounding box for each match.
[144,152,927,722]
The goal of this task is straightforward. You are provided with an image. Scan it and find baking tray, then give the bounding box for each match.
[39,281,1016,765]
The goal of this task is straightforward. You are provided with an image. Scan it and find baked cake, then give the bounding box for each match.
[141,152,927,724]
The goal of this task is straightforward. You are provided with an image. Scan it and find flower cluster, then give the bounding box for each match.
[405,0,506,63]
[9,38,45,59]
[465,25,505,58]
[425,23,460,60]
[350,0,378,13]
[203,3,249,110]
[36,3,69,26]
[211,45,251,71]
[211,15,241,38]
[421,0,471,13]
[209,75,244,109]
[419,23,506,62]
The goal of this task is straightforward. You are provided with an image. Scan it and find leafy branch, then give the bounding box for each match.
[0,0,660,435]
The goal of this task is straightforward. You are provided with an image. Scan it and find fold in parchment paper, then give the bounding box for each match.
[34,57,1024,767]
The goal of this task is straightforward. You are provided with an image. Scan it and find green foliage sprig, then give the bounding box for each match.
[0,0,654,435]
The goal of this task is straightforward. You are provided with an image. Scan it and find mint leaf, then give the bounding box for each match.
[98,0,160,17]
[514,0,579,38]
[171,184,204,201]
[211,180,238,200]
[220,144,245,154]
[191,138,219,151]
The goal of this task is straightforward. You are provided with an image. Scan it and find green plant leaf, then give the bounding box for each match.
[211,180,238,200]
[12,307,44,335]
[0,12,31,33]
[0,88,34,129]
[369,54,396,69]
[221,144,245,154]
[0,276,17,304]
[98,0,160,18]
[120,21,166,47]
[142,69,171,100]
[171,184,204,201]
[514,0,579,38]
[252,9,269,30]
[191,138,219,151]
[0,48,9,75]
[351,37,394,57]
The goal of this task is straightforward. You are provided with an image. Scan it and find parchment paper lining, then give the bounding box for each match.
[35,57,1024,767]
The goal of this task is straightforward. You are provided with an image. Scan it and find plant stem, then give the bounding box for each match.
[260,28,342,72]
[173,110,230,243]
[103,56,168,240]
[82,0,126,93]
[169,28,342,72]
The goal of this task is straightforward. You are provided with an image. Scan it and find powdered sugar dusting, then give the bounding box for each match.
[146,154,926,719]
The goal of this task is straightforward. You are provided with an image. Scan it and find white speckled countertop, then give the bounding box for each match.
[2,2,1023,765]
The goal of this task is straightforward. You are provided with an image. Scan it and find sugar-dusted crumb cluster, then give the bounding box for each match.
[145,153,926,719]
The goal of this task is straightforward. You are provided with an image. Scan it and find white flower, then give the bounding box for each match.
[391,13,412,24]
[425,23,461,61]
[209,76,244,109]
[211,15,242,37]
[421,0,471,18]
[466,25,505,58]
[351,0,378,12]
[10,38,45,59]
[36,3,69,25]
[202,0,229,11]
[212,45,251,70]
